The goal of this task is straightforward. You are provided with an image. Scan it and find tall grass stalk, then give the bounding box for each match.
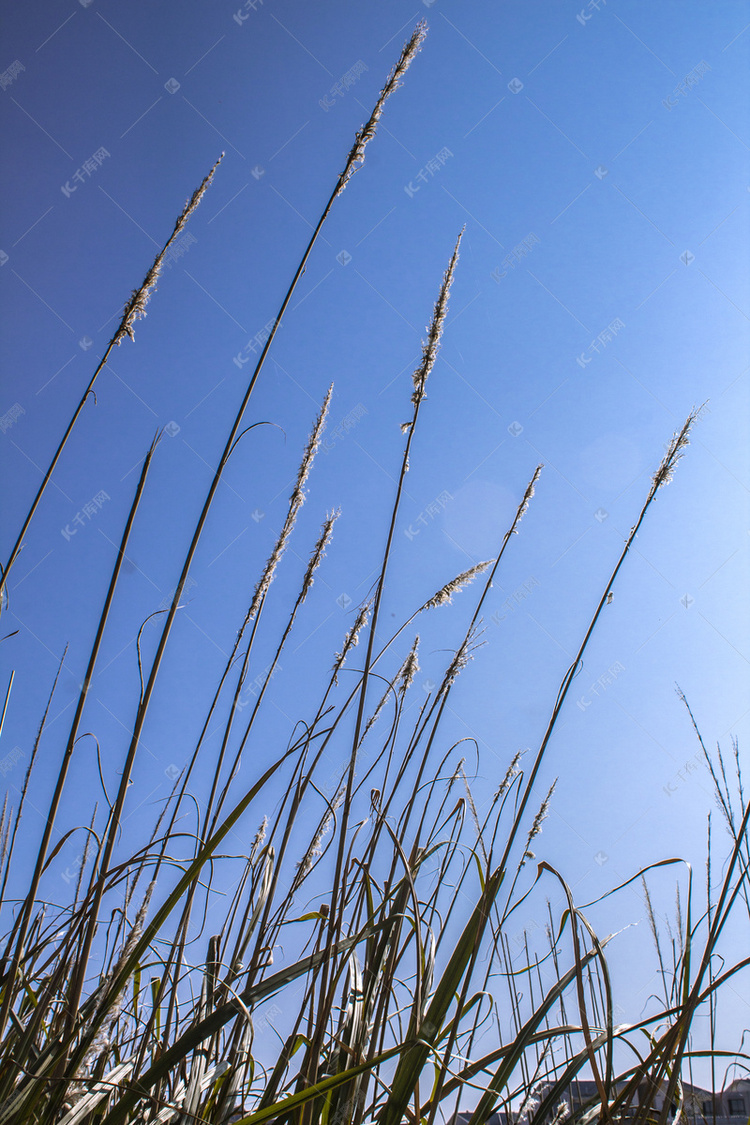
[0,159,222,614]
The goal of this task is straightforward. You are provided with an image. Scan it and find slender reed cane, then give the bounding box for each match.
[0,158,222,612]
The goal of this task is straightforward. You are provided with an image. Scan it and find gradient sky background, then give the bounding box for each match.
[1,0,749,1090]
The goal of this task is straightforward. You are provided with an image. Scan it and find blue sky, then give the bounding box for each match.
[1,0,748,1084]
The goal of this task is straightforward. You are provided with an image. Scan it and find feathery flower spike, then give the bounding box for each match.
[248,384,333,620]
[302,511,339,598]
[398,635,420,691]
[424,560,494,610]
[115,154,223,345]
[337,22,427,195]
[651,406,701,491]
[333,599,372,684]
[412,227,463,407]
[513,463,543,532]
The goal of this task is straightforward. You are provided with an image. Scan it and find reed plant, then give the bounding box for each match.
[0,20,746,1125]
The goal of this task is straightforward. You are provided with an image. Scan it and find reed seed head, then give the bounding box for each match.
[361,636,420,741]
[337,22,427,195]
[522,779,556,862]
[494,750,523,800]
[290,383,333,511]
[411,229,463,408]
[333,598,372,683]
[652,407,700,491]
[178,152,224,226]
[249,816,268,863]
[361,682,392,743]
[642,875,660,947]
[115,153,223,345]
[460,764,487,863]
[398,635,420,691]
[513,463,543,532]
[424,560,493,610]
[248,385,332,620]
[302,510,339,598]
[438,626,483,696]
[292,782,345,890]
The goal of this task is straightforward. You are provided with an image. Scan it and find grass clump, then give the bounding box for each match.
[0,20,746,1125]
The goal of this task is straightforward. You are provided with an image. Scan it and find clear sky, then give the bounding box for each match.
[1,0,748,1085]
